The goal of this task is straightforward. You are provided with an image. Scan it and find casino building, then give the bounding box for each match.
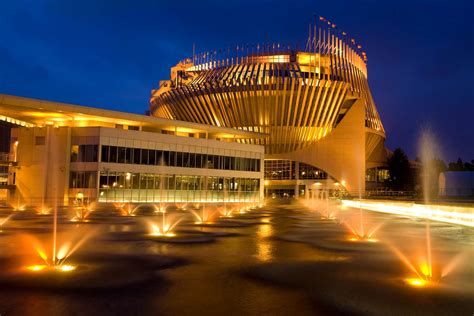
[0,20,387,205]
[150,23,387,197]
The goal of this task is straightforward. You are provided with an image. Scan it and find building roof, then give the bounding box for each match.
[0,94,266,139]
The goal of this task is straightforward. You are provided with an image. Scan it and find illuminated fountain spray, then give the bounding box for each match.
[28,151,93,273]
[26,224,94,273]
[318,187,336,219]
[175,202,187,211]
[11,195,26,212]
[220,183,234,217]
[397,129,438,284]
[154,172,167,214]
[147,207,181,237]
[27,204,92,273]
[342,209,384,243]
[0,213,14,232]
[338,147,380,242]
[37,206,52,215]
[190,204,217,224]
[153,204,167,214]
[419,128,439,281]
[219,205,234,218]
[190,175,217,223]
[389,128,464,287]
[121,203,139,216]
[71,203,94,222]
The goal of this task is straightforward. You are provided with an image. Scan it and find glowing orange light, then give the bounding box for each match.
[406,278,428,287]
[26,265,47,272]
[57,265,76,272]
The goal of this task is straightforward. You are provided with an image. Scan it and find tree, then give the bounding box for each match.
[464,160,474,171]
[387,148,414,191]
[432,158,447,174]
[448,158,464,171]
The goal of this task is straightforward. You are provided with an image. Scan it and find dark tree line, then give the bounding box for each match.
[447,158,474,172]
[386,148,414,191]
[385,148,473,192]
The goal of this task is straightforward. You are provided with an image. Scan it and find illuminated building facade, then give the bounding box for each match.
[150,22,387,197]
[0,94,264,206]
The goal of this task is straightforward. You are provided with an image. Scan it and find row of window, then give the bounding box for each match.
[70,171,261,192]
[98,172,260,192]
[365,168,390,183]
[100,145,261,172]
[98,189,259,204]
[264,160,327,180]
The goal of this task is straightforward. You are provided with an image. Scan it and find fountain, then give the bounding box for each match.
[340,202,384,242]
[311,189,337,219]
[71,204,94,222]
[147,210,182,237]
[0,213,14,232]
[219,205,235,218]
[11,202,26,212]
[117,203,141,217]
[190,204,218,224]
[343,220,383,243]
[389,128,466,287]
[37,206,52,215]
[342,152,379,241]
[124,203,138,216]
[153,203,167,214]
[25,213,94,273]
[175,202,187,211]
[395,128,438,286]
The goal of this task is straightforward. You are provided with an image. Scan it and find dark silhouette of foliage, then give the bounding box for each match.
[387,148,414,191]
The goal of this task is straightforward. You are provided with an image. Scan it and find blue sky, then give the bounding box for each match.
[1,0,473,161]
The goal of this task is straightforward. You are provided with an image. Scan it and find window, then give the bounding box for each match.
[118,147,126,164]
[125,148,132,164]
[35,136,45,145]
[73,145,98,162]
[156,150,163,165]
[149,150,156,165]
[169,151,176,166]
[141,149,149,165]
[133,148,141,164]
[97,145,261,172]
[71,145,79,162]
[176,152,183,167]
[70,171,97,188]
[264,160,295,180]
[108,146,117,163]
[101,145,109,162]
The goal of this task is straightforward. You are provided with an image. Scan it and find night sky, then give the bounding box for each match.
[1,0,473,161]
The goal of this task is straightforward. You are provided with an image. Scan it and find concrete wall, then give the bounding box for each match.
[10,126,70,208]
[266,99,366,196]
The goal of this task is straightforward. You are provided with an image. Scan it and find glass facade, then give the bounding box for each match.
[71,145,98,162]
[365,167,389,183]
[264,160,295,180]
[299,162,327,180]
[97,171,260,203]
[69,171,97,188]
[264,160,327,180]
[100,145,260,172]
